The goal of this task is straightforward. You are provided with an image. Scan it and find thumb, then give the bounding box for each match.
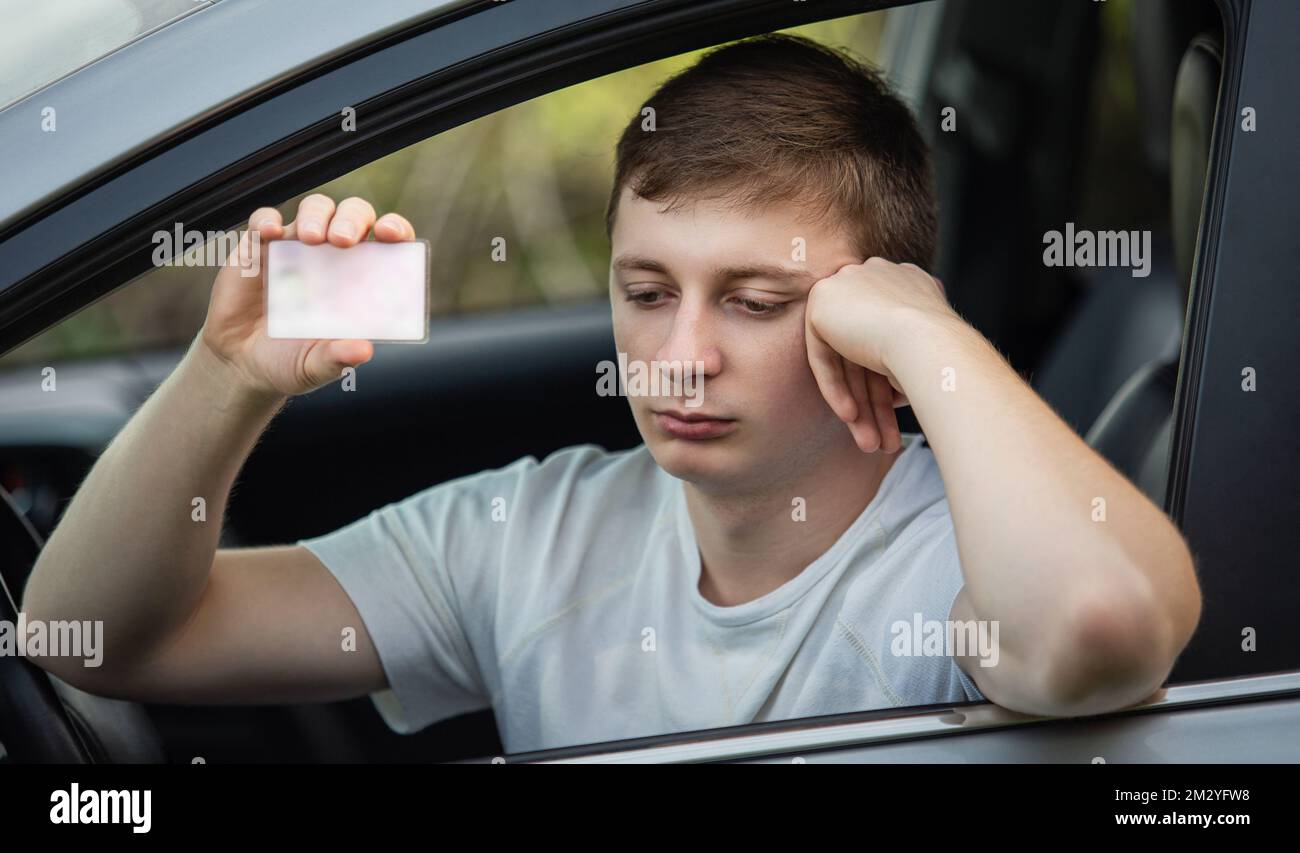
[303,339,374,387]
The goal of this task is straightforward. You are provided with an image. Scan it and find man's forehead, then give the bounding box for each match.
[612,186,855,263]
[611,251,818,288]
[615,185,799,227]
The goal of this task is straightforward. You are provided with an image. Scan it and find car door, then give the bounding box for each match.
[1,0,1295,765]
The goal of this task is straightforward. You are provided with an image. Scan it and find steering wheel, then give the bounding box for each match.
[0,486,166,763]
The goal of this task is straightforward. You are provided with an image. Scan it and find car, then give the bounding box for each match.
[0,0,1296,765]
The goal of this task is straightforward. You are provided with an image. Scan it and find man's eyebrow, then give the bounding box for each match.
[612,254,670,275]
[712,262,817,286]
[612,254,816,285]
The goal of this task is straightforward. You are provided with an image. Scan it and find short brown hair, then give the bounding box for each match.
[605,33,937,268]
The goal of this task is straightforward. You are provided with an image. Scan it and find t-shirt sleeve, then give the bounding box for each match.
[297,454,540,734]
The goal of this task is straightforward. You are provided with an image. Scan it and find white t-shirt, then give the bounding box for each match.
[298,431,984,754]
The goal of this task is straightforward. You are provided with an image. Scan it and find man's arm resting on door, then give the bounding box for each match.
[28,545,388,705]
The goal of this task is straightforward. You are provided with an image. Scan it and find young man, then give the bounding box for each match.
[24,34,1201,755]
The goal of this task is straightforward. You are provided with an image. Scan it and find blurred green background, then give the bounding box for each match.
[2,0,1147,368]
[0,13,884,366]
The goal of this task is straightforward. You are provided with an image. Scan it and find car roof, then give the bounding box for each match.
[0,0,470,233]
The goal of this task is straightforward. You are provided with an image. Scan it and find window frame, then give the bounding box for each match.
[514,671,1300,763]
[1163,0,1300,684]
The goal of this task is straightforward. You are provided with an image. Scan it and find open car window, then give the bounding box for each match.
[1,12,889,369]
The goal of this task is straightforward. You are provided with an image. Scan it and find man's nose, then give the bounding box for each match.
[655,298,722,377]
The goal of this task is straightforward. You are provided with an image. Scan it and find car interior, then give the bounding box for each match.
[0,0,1226,763]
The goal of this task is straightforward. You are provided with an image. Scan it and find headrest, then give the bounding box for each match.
[1130,0,1221,180]
[1170,32,1222,300]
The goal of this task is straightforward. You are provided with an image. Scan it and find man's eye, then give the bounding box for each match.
[734,296,784,316]
[625,291,664,307]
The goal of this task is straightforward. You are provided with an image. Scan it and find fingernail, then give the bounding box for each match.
[336,222,357,240]
[300,222,322,239]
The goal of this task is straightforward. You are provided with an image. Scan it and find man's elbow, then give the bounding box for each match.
[1041,554,1201,716]
[18,588,122,695]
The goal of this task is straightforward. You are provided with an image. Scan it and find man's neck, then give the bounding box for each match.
[685,439,904,607]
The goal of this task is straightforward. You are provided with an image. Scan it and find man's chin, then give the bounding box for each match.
[645,434,749,485]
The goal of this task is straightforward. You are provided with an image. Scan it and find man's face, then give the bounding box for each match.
[609,186,863,493]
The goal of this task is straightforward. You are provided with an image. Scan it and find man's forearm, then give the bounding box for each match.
[22,334,286,667]
[889,311,1200,709]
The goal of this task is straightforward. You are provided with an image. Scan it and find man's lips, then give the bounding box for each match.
[652,409,733,423]
[652,409,736,440]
